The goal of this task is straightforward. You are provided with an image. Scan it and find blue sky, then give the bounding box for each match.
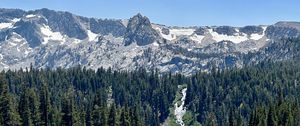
[0,0,299,26]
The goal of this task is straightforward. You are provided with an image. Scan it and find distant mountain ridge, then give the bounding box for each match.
[0,8,300,74]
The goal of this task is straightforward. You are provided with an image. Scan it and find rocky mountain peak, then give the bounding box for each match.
[266,21,300,39]
[274,21,300,30]
[0,8,300,75]
[123,13,160,46]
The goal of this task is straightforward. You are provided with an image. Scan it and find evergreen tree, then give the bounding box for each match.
[91,107,107,126]
[50,106,62,126]
[1,58,300,125]
[285,112,294,126]
[205,112,217,126]
[61,88,80,126]
[19,88,34,126]
[85,109,92,126]
[267,106,278,126]
[120,105,131,126]
[108,103,117,126]
[236,114,243,126]
[91,90,108,126]
[228,109,235,126]
[144,105,153,126]
[28,88,42,126]
[131,106,141,126]
[0,77,22,126]
[39,83,51,126]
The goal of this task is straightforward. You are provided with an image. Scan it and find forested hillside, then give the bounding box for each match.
[1,61,300,126]
[185,61,300,126]
[0,66,184,126]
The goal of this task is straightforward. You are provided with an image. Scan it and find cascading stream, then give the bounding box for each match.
[174,88,187,126]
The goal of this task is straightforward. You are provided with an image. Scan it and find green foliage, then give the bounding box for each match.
[19,87,41,126]
[39,83,51,126]
[182,111,201,126]
[0,76,22,126]
[204,112,218,126]
[1,56,300,126]
[120,105,131,126]
[185,60,300,125]
[249,100,300,126]
[61,87,81,126]
[108,103,117,126]
[0,67,180,125]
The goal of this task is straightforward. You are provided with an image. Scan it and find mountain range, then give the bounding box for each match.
[1,8,300,75]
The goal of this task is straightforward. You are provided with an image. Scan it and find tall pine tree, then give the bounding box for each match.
[61,88,81,126]
[39,83,51,126]
[19,87,34,126]
[108,103,117,126]
[0,76,22,126]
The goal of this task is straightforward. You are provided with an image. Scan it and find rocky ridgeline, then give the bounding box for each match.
[0,8,300,74]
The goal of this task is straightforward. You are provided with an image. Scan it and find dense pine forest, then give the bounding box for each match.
[1,60,300,126]
[185,61,300,126]
[0,66,183,126]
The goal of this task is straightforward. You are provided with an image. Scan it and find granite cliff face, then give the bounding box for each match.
[0,8,300,74]
[124,13,160,46]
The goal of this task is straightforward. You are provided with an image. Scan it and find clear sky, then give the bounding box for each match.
[0,0,299,27]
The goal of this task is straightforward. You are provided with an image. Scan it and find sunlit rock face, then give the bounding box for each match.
[1,8,300,75]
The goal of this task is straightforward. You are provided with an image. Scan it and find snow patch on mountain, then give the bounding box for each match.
[121,19,129,27]
[11,36,23,43]
[190,34,205,43]
[40,25,65,44]
[72,38,82,44]
[153,41,159,47]
[87,30,98,41]
[166,28,195,40]
[154,25,269,44]
[0,22,13,29]
[25,14,39,18]
[160,31,174,41]
[24,50,31,56]
[250,26,267,40]
[0,18,23,29]
[12,18,21,23]
[171,29,195,36]
[9,42,18,46]
[209,29,248,43]
[153,25,196,41]
[250,33,263,40]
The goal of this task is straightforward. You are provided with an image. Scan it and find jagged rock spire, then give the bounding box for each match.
[123,13,160,46]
